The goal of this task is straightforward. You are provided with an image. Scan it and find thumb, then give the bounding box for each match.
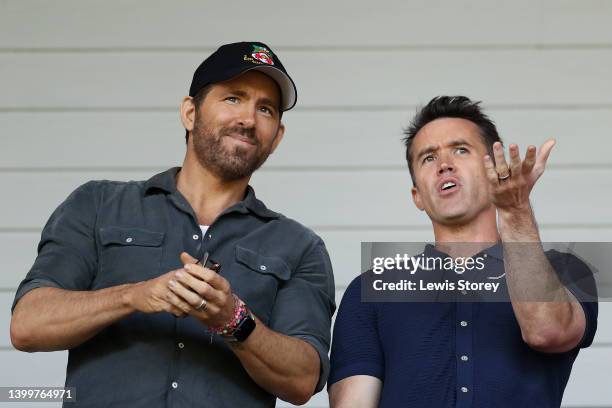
[180,251,199,265]
[537,138,556,166]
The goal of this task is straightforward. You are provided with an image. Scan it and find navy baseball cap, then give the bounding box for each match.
[189,42,297,111]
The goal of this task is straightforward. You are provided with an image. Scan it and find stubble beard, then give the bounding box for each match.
[191,116,273,181]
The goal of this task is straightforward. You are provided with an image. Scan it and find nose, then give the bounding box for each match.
[236,103,256,128]
[437,154,455,175]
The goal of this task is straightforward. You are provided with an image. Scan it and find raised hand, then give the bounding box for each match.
[483,139,555,212]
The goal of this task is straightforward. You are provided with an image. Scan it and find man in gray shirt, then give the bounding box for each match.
[10,41,335,408]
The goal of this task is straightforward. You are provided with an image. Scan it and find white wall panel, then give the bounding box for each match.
[562,347,612,407]
[2,109,612,169]
[2,50,612,109]
[2,0,612,48]
[0,169,608,229]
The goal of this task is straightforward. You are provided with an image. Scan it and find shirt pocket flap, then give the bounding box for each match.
[235,245,291,281]
[99,226,165,247]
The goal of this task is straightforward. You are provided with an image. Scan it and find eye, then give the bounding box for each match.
[225,96,239,104]
[422,154,436,164]
[258,106,274,116]
[456,147,469,154]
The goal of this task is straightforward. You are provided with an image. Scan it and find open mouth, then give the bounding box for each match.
[438,179,460,195]
[441,181,456,191]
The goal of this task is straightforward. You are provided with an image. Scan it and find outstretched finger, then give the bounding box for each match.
[483,155,499,185]
[493,142,510,178]
[508,144,522,176]
[522,145,537,174]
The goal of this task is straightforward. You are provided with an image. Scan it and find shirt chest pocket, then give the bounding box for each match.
[231,245,291,325]
[96,226,166,288]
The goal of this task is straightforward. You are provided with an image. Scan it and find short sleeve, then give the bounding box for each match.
[548,250,599,349]
[328,275,384,387]
[268,238,336,393]
[11,181,99,312]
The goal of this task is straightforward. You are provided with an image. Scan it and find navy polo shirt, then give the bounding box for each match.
[329,244,598,408]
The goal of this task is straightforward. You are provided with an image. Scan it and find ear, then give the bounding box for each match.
[269,122,285,154]
[180,96,196,134]
[411,185,425,211]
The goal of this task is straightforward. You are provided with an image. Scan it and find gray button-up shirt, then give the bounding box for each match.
[12,167,336,408]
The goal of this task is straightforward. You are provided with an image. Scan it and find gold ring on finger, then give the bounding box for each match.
[196,298,207,311]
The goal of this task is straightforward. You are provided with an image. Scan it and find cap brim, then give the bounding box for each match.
[246,65,297,111]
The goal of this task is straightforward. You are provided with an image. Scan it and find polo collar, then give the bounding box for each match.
[424,242,503,261]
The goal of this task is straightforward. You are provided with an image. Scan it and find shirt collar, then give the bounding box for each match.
[424,242,503,261]
[144,167,280,220]
[144,167,181,194]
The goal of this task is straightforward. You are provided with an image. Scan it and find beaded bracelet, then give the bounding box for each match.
[208,294,251,337]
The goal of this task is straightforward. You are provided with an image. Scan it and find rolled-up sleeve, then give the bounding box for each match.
[12,181,99,312]
[268,238,336,393]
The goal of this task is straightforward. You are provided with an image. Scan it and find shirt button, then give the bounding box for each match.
[460,320,468,327]
[178,342,185,349]
[461,386,469,393]
[171,381,178,389]
[260,265,267,271]
[192,234,199,240]
[208,234,212,239]
[460,355,469,361]
[461,290,468,295]
[125,237,133,243]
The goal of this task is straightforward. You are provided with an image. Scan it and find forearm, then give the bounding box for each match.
[499,207,585,351]
[228,317,320,405]
[329,376,382,408]
[10,285,135,352]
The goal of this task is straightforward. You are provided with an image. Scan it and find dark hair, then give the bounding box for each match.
[185,84,214,144]
[402,95,502,185]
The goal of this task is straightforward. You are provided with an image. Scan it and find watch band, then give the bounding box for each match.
[232,312,256,342]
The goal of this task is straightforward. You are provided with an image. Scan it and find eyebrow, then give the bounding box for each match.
[225,89,249,98]
[415,138,473,160]
[224,89,279,113]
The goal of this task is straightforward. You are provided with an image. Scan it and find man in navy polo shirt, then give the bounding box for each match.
[328,96,598,408]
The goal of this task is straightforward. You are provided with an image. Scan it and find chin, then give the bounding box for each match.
[430,207,471,226]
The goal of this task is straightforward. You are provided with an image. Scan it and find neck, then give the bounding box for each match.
[431,206,500,258]
[176,149,250,225]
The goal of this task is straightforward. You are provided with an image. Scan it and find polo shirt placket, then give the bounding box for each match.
[455,302,473,408]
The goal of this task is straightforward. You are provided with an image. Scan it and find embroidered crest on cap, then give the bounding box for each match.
[250,45,274,65]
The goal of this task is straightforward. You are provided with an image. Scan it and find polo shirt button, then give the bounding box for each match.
[260,265,267,271]
[461,386,469,393]
[460,320,468,327]
[178,342,184,349]
[460,355,469,361]
[125,237,133,243]
[171,381,178,389]
[192,234,199,240]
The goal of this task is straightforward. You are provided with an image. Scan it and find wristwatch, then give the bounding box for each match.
[231,312,256,342]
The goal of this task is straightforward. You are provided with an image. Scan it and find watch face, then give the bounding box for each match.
[234,315,256,342]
